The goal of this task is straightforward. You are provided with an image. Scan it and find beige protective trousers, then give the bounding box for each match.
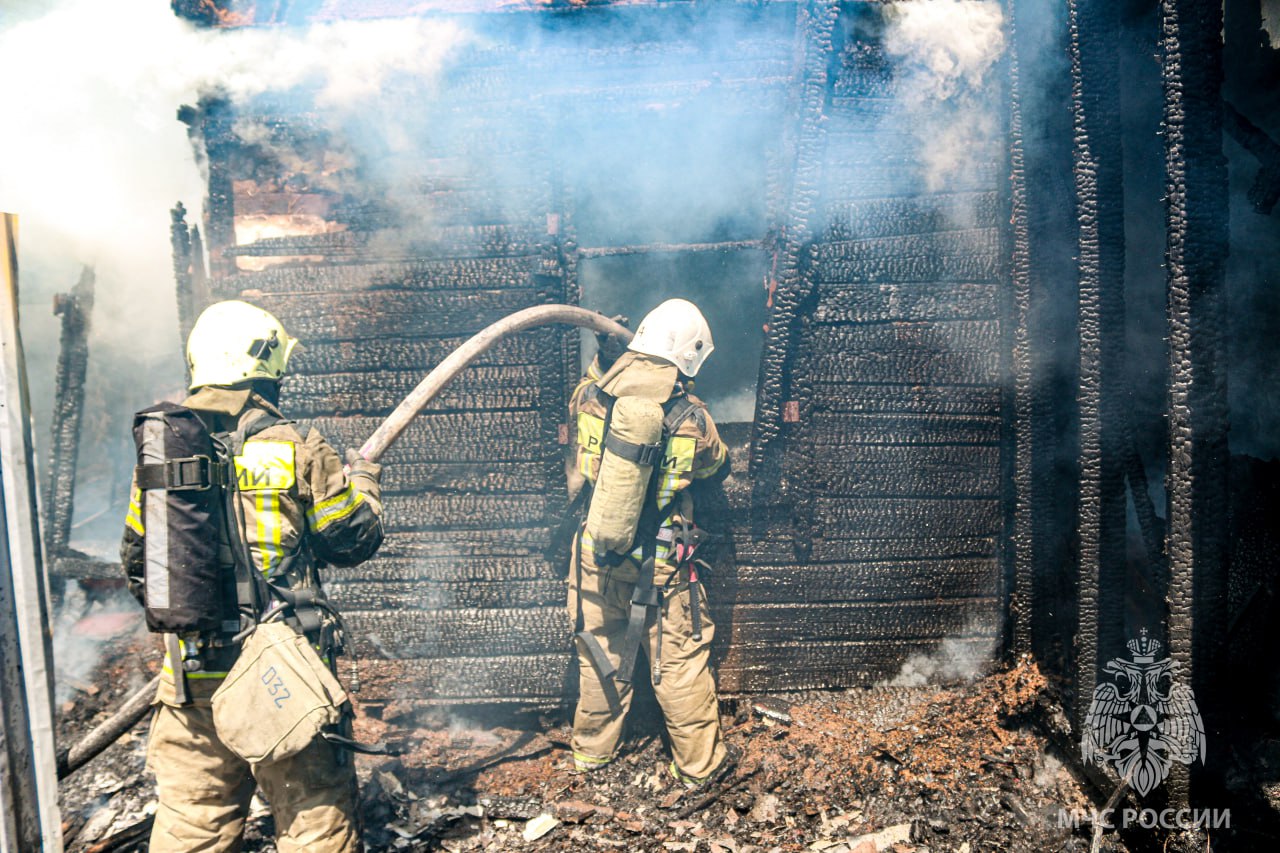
[146,680,358,853]
[569,551,726,781]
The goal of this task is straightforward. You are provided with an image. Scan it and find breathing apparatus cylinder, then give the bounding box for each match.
[584,395,664,556]
[132,403,227,634]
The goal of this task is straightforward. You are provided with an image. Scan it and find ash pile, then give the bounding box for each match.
[57,618,1108,853]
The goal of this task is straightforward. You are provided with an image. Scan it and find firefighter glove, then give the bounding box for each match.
[344,449,382,493]
[595,314,630,372]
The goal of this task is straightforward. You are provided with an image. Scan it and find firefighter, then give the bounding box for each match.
[121,300,384,853]
[566,298,733,786]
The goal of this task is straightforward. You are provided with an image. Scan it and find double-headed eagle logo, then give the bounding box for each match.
[1081,629,1206,796]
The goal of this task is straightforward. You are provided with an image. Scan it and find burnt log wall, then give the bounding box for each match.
[183,1,1012,702]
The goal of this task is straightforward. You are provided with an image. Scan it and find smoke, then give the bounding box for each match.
[882,0,1006,191]
[0,0,468,554]
[882,621,998,688]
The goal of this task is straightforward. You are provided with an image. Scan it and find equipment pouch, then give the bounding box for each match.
[211,620,347,766]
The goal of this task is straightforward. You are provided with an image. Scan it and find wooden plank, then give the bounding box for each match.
[381,493,549,531]
[329,578,564,610]
[714,558,999,604]
[814,282,999,324]
[807,535,997,563]
[284,366,546,416]
[806,349,1000,386]
[288,331,554,375]
[346,598,998,660]
[806,412,1002,445]
[810,383,1002,416]
[822,192,1002,241]
[234,258,536,294]
[379,461,549,494]
[0,213,62,848]
[812,251,1002,285]
[795,444,1001,497]
[252,288,549,341]
[308,412,546,463]
[807,319,1001,353]
[812,497,1002,539]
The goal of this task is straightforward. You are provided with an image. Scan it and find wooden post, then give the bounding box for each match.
[0,212,65,851]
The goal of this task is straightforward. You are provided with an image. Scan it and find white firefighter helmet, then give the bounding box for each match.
[627,298,715,377]
[186,300,298,389]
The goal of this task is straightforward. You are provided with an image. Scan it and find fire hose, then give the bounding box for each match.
[58,305,632,779]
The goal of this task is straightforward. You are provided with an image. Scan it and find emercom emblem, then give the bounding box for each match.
[1081,629,1206,796]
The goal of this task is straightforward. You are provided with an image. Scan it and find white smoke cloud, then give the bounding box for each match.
[882,621,998,687]
[0,0,468,553]
[882,0,1007,191]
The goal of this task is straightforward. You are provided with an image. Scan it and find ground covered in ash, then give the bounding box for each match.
[56,602,1120,853]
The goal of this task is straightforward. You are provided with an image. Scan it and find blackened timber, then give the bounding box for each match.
[224,224,544,261]
[717,638,998,693]
[380,494,548,532]
[283,367,546,417]
[750,0,839,497]
[812,497,1001,539]
[289,333,553,375]
[170,204,196,345]
[329,579,564,611]
[346,598,1000,660]
[811,384,1002,416]
[1008,0,1036,654]
[234,258,539,294]
[378,462,549,495]
[576,239,764,259]
[351,657,570,704]
[813,282,1000,324]
[309,413,544,464]
[1069,0,1128,734]
[808,535,997,563]
[812,252,1003,286]
[823,192,1002,242]
[375,527,551,560]
[255,289,551,341]
[197,99,237,281]
[797,444,1000,497]
[45,268,94,563]
[1161,0,1230,809]
[822,162,1002,201]
[729,559,999,604]
[808,320,1001,353]
[813,229,1002,266]
[334,555,552,584]
[806,413,1001,447]
[806,349,1001,387]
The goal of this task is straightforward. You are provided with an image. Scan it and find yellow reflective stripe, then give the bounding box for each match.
[663,436,696,474]
[256,490,284,576]
[307,484,365,532]
[162,662,228,679]
[573,751,612,766]
[125,486,144,535]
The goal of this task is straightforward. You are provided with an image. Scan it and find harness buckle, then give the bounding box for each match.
[164,455,216,491]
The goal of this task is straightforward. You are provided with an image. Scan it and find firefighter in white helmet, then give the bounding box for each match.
[565,298,734,786]
[121,300,383,853]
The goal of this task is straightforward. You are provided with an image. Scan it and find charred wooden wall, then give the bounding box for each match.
[175,1,1012,702]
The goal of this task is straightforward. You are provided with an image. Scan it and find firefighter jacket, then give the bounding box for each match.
[568,352,727,567]
[120,386,384,681]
